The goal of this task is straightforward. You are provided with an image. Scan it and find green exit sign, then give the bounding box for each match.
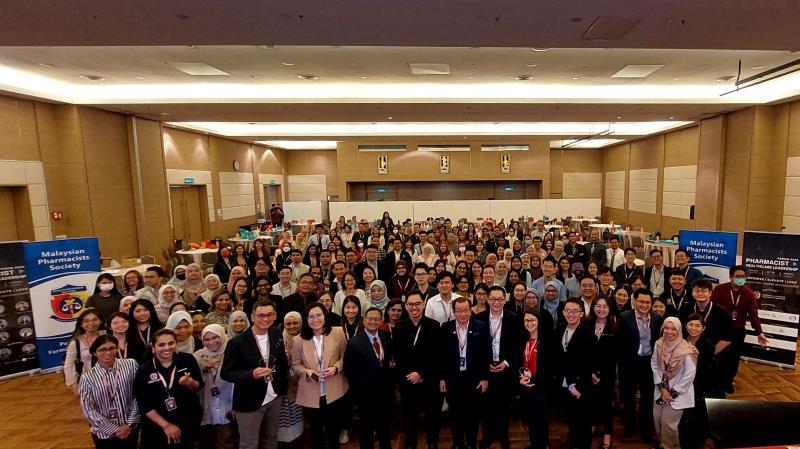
[184,178,195,184]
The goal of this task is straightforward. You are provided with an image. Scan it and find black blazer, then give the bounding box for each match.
[439,319,491,386]
[618,310,661,372]
[580,318,619,392]
[615,263,644,287]
[474,310,522,374]
[220,326,289,412]
[343,330,394,404]
[644,265,671,290]
[355,260,391,285]
[384,250,413,276]
[564,243,588,265]
[552,322,593,393]
[392,317,441,386]
[584,241,607,267]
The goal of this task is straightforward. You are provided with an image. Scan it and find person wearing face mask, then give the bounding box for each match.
[214,247,235,284]
[275,243,294,270]
[169,265,187,286]
[709,266,768,394]
[87,273,124,322]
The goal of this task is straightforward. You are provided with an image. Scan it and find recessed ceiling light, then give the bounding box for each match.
[408,63,451,75]
[669,116,675,120]
[672,77,681,81]
[616,116,622,119]
[751,65,764,70]
[259,45,277,49]
[167,62,229,76]
[524,62,538,68]
[387,116,393,120]
[297,74,318,80]
[516,75,533,81]
[37,62,54,68]
[716,75,736,82]
[360,75,369,79]
[611,64,664,78]
[572,77,581,80]
[79,74,105,81]
[530,48,551,52]
[281,62,295,66]
[135,76,146,80]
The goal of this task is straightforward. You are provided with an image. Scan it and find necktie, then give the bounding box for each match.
[372,336,382,360]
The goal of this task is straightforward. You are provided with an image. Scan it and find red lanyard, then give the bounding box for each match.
[153,359,177,398]
[524,338,538,367]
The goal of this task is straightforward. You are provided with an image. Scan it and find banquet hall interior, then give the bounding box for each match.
[1,1,800,449]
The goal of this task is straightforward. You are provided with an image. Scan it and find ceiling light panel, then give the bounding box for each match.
[417,145,471,152]
[611,64,664,78]
[481,144,529,152]
[357,144,407,152]
[170,121,691,137]
[167,62,230,76]
[550,139,625,148]
[255,140,338,149]
[408,63,451,75]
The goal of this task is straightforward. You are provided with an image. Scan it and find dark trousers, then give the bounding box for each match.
[722,328,747,388]
[399,381,442,447]
[482,371,513,447]
[356,398,392,449]
[446,374,483,448]
[520,385,548,449]
[91,428,139,449]
[591,376,615,434]
[305,396,342,449]
[621,356,655,439]
[564,389,592,449]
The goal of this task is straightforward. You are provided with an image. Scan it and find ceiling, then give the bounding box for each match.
[1,2,798,148]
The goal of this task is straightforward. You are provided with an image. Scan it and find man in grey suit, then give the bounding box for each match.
[583,229,607,268]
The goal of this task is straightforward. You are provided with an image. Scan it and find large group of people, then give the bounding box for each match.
[69,213,769,449]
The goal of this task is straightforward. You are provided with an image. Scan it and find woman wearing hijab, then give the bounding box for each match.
[194,324,235,449]
[198,274,222,314]
[119,295,137,315]
[165,311,202,354]
[367,280,390,314]
[418,243,437,268]
[169,265,187,286]
[155,284,183,323]
[279,311,304,447]
[651,316,698,449]
[227,311,250,338]
[180,263,207,309]
[388,260,413,300]
[541,281,563,331]
[226,266,247,294]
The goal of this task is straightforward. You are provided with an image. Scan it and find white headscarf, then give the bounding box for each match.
[227,310,250,338]
[194,324,228,371]
[165,310,195,353]
[156,284,182,323]
[369,280,389,312]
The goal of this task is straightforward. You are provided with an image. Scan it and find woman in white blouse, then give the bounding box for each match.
[64,308,105,397]
[332,272,367,316]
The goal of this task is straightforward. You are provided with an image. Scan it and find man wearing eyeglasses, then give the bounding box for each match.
[221,299,288,449]
[344,307,394,449]
[474,286,521,449]
[393,292,443,449]
[409,262,438,304]
[283,273,318,316]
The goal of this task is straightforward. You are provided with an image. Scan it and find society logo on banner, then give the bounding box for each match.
[24,238,101,371]
[678,230,738,284]
[49,284,89,322]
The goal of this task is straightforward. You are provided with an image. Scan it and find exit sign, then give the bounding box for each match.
[377,187,388,193]
[184,178,195,184]
[504,186,514,192]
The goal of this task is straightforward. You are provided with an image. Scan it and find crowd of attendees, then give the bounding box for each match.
[68,213,768,449]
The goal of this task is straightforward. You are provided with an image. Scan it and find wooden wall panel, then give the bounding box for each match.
[746,106,786,232]
[695,116,725,230]
[79,107,139,258]
[209,137,257,237]
[720,109,754,233]
[163,128,212,170]
[0,96,40,161]
[336,140,550,200]
[286,150,339,198]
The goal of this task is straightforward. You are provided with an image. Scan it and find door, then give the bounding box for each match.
[265,185,282,210]
[0,188,19,241]
[170,186,205,245]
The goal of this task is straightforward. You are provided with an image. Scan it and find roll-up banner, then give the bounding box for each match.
[24,238,101,371]
[0,242,40,380]
[678,230,739,284]
[741,231,799,369]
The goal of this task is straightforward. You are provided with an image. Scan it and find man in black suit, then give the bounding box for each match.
[564,231,589,266]
[221,299,289,449]
[439,297,491,449]
[355,244,391,285]
[384,238,413,278]
[583,229,607,268]
[615,248,644,287]
[283,273,318,316]
[393,292,442,449]
[618,289,662,442]
[643,249,671,298]
[475,286,521,449]
[553,298,593,449]
[344,306,394,449]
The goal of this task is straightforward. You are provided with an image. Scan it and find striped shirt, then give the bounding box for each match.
[79,358,140,439]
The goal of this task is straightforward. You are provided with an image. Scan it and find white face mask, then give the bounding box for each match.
[99,283,114,292]
[283,246,291,252]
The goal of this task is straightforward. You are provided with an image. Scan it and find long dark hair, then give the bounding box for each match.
[128,298,162,331]
[586,296,618,333]
[300,302,332,340]
[73,308,104,336]
[93,273,121,296]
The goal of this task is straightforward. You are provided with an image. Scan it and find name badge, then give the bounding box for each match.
[731,311,738,320]
[210,386,220,397]
[459,356,466,370]
[108,408,118,420]
[165,397,177,411]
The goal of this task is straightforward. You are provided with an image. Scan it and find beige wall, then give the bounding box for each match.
[549,148,602,199]
[336,140,550,201]
[285,150,338,199]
